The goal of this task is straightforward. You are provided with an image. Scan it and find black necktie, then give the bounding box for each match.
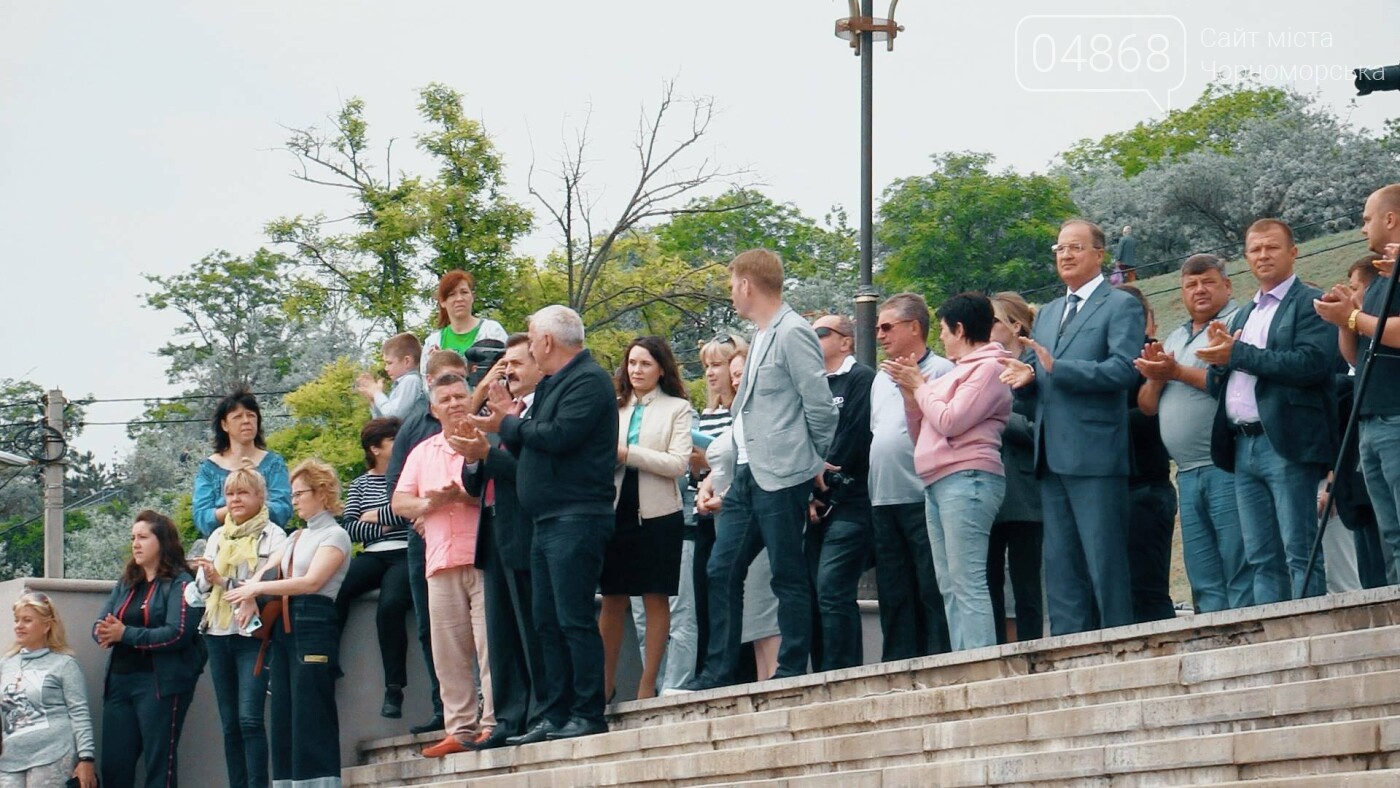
[1058,294,1082,339]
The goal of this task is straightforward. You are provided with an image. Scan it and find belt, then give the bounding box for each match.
[1230,421,1266,437]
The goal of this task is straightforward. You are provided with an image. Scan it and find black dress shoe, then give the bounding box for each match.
[545,717,608,740]
[677,675,723,692]
[471,727,514,750]
[506,719,558,746]
[381,685,404,719]
[410,714,445,735]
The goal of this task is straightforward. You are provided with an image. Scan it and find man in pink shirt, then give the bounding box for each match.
[393,373,494,757]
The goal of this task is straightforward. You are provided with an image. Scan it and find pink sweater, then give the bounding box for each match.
[905,342,1013,486]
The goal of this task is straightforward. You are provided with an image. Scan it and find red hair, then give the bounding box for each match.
[435,270,476,328]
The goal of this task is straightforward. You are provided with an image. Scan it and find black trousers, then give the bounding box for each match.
[1129,480,1179,624]
[871,502,951,660]
[691,515,716,679]
[406,530,444,715]
[269,596,341,786]
[987,520,1044,643]
[101,671,193,788]
[335,548,413,689]
[482,511,546,736]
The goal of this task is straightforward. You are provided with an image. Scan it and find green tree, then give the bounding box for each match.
[268,84,530,332]
[877,152,1079,304]
[267,358,372,483]
[657,189,856,280]
[1060,82,1291,178]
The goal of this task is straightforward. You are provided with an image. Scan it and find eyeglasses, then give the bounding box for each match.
[875,319,914,334]
[814,326,847,339]
[1051,242,1103,256]
[291,489,315,501]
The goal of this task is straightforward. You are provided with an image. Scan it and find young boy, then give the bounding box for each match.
[358,332,427,420]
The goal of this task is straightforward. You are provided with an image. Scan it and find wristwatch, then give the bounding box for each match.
[1348,308,1361,332]
[78,756,95,763]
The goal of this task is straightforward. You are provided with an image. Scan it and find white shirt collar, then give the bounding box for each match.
[827,354,857,377]
[1067,273,1105,303]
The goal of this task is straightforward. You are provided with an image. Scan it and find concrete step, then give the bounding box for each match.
[358,587,1400,766]
[352,618,1400,773]
[416,716,1400,787]
[343,662,1400,786]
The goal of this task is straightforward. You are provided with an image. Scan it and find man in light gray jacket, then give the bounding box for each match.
[683,249,839,689]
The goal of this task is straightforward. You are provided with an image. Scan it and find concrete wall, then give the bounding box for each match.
[0,577,437,787]
[1,578,885,784]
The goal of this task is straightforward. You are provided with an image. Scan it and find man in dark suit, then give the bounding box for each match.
[470,306,619,743]
[1200,218,1337,602]
[458,333,546,748]
[1000,218,1144,635]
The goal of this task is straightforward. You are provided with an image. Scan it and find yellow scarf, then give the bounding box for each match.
[204,506,271,630]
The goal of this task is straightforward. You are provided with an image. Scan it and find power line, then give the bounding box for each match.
[77,413,293,427]
[73,390,293,406]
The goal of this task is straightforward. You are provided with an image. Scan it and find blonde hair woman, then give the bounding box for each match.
[1,592,96,788]
[185,467,289,788]
[226,458,350,788]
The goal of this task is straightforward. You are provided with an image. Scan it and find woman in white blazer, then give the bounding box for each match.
[599,336,693,701]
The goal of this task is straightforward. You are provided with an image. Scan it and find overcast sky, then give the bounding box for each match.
[2,0,1396,463]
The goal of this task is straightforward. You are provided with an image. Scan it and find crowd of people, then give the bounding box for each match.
[5,184,1400,787]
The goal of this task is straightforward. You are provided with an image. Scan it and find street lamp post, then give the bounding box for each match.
[835,0,904,367]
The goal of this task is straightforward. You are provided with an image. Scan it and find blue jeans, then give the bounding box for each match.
[532,514,612,725]
[1176,465,1254,613]
[807,516,873,671]
[702,465,813,683]
[1233,432,1326,602]
[925,470,1006,651]
[206,634,270,788]
[1360,415,1400,584]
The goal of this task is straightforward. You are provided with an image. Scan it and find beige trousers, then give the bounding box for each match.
[427,563,495,738]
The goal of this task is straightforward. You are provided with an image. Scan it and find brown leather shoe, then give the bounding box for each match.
[463,728,496,750]
[421,735,470,758]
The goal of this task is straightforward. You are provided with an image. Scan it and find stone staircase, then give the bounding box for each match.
[344,586,1400,786]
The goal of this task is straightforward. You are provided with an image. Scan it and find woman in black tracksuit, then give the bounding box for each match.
[93,510,204,788]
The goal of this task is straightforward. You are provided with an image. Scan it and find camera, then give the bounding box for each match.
[1354,63,1400,96]
[463,341,506,387]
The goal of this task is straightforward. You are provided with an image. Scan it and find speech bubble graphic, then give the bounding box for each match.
[1014,15,1188,113]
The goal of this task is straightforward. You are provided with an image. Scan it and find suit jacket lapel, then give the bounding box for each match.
[734,304,791,412]
[1054,284,1108,356]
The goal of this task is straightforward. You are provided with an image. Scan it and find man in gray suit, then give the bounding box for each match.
[683,249,839,690]
[1001,219,1145,635]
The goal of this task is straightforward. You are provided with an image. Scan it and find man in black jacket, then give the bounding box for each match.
[383,349,467,734]
[806,314,875,671]
[458,333,547,748]
[470,305,619,743]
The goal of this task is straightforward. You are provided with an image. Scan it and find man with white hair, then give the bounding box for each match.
[470,305,619,743]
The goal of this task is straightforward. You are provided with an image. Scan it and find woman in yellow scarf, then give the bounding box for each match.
[184,467,288,788]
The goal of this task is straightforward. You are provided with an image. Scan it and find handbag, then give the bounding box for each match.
[250,530,302,676]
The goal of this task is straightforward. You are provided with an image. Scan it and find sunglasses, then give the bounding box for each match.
[814,326,847,339]
[713,332,736,345]
[18,590,52,607]
[875,319,914,334]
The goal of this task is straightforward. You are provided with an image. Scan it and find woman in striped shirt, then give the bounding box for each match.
[334,417,416,719]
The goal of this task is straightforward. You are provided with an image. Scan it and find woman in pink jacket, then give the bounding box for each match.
[884,292,1012,651]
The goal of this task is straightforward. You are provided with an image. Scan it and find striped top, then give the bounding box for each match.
[688,407,733,492]
[343,472,411,551]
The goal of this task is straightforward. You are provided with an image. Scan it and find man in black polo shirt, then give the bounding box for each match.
[806,313,875,671]
[470,305,619,744]
[1315,183,1400,584]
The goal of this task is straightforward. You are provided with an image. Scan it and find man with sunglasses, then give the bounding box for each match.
[806,314,875,671]
[869,293,954,660]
